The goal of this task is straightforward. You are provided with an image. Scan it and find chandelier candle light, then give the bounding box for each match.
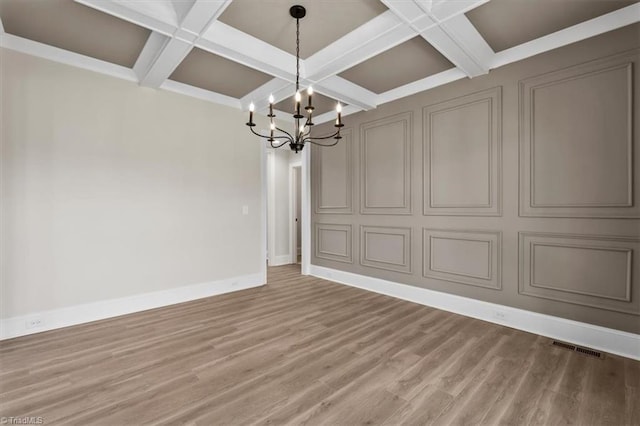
[245,5,344,153]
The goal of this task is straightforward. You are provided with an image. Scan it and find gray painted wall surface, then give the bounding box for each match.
[311,24,640,334]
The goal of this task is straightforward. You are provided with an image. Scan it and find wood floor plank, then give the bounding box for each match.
[0,264,637,425]
[382,384,454,425]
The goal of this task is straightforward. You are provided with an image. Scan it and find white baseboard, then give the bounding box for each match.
[269,254,293,266]
[309,265,640,361]
[0,272,265,340]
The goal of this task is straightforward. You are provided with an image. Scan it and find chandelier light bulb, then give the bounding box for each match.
[268,95,274,104]
[336,103,342,113]
[295,92,301,102]
[248,102,255,126]
[307,86,313,95]
[270,122,276,130]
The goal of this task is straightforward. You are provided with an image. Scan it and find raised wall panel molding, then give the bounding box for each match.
[313,129,353,215]
[360,226,412,274]
[519,50,639,218]
[315,223,353,263]
[519,232,640,315]
[360,111,412,215]
[423,86,502,216]
[423,228,502,290]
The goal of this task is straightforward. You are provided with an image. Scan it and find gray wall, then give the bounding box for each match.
[311,24,640,334]
[1,48,265,318]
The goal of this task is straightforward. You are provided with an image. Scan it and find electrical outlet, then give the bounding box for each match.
[493,310,507,321]
[25,317,44,329]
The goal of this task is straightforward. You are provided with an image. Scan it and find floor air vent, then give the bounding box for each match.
[552,340,603,358]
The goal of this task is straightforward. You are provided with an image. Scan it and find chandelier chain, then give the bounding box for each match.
[295,17,300,92]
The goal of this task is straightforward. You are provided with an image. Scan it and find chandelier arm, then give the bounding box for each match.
[303,130,341,141]
[305,138,341,147]
[270,139,290,148]
[249,126,291,141]
[275,126,294,140]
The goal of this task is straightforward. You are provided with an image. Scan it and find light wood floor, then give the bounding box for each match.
[1,265,638,425]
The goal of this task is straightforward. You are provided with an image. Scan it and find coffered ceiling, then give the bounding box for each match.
[0,0,638,124]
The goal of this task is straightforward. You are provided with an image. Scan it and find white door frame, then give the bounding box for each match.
[300,147,311,275]
[289,162,302,264]
[260,141,269,283]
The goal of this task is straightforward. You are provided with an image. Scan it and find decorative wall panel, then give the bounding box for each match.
[424,87,502,216]
[519,52,637,217]
[313,129,353,214]
[519,232,640,314]
[360,226,411,273]
[423,228,502,290]
[315,223,353,263]
[360,112,412,215]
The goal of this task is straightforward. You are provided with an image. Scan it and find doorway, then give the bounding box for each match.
[263,145,309,273]
[290,165,302,264]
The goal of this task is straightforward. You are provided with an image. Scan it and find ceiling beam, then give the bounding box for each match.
[0,32,138,82]
[138,0,233,88]
[304,10,415,81]
[161,79,240,109]
[376,67,466,105]
[314,104,361,125]
[241,78,293,111]
[75,0,176,35]
[197,21,298,83]
[313,76,378,111]
[429,0,491,21]
[132,32,168,82]
[136,34,192,87]
[420,15,493,77]
[492,3,640,69]
[78,0,232,88]
[382,0,493,78]
[58,0,639,117]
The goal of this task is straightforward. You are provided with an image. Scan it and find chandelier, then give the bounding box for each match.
[245,5,344,153]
